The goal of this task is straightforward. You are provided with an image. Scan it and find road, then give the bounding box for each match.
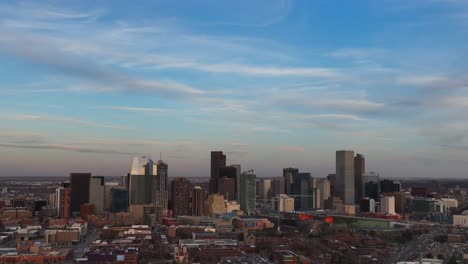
[72,226,100,260]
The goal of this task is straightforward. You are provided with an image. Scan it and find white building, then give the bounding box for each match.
[453,214,468,227]
[273,194,294,212]
[381,196,396,215]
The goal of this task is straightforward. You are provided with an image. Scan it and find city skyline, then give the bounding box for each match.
[2,0,468,178]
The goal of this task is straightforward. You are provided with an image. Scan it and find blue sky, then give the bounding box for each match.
[1,0,468,178]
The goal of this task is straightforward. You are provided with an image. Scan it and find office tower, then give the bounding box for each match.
[381,196,396,215]
[121,175,129,188]
[111,188,128,212]
[354,154,365,202]
[360,197,376,213]
[104,182,119,211]
[273,194,294,212]
[171,177,192,216]
[56,184,71,219]
[384,192,407,214]
[89,176,105,214]
[210,151,226,194]
[283,168,299,195]
[239,170,256,215]
[204,194,226,215]
[129,156,153,205]
[218,177,236,200]
[317,179,331,209]
[362,172,380,199]
[380,179,401,193]
[327,174,336,195]
[153,159,169,209]
[70,173,91,213]
[336,150,355,205]
[291,172,316,210]
[271,177,285,198]
[192,186,204,216]
[258,179,272,202]
[364,181,380,200]
[231,164,241,202]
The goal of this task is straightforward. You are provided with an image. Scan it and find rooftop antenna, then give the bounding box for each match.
[160,152,162,161]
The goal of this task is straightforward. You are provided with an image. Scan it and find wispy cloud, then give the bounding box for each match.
[93,106,169,113]
[1,113,133,131]
[0,143,135,155]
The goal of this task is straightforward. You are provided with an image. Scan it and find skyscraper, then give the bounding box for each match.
[380,179,401,193]
[56,183,70,219]
[354,154,365,202]
[171,177,192,216]
[231,164,241,202]
[129,156,153,205]
[152,159,168,209]
[271,177,285,198]
[210,151,226,194]
[317,178,330,209]
[291,172,316,210]
[89,176,105,214]
[362,172,380,199]
[70,173,91,213]
[218,177,236,200]
[336,150,355,205]
[111,188,129,212]
[283,168,299,195]
[239,170,256,215]
[258,179,272,202]
[192,186,204,216]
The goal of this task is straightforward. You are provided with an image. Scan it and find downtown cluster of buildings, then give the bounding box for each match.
[0,150,467,263]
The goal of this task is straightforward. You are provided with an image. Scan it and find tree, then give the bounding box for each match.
[437,254,444,260]
[425,253,434,259]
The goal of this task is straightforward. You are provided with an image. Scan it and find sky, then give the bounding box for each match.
[1,0,468,178]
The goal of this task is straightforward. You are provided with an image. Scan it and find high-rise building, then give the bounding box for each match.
[129,156,153,205]
[210,151,226,194]
[56,183,71,219]
[317,179,330,209]
[291,172,316,210]
[171,177,192,216]
[327,174,336,195]
[336,150,355,205]
[381,196,396,215]
[111,188,128,212]
[271,177,285,198]
[383,192,407,214]
[273,194,295,212]
[354,154,365,202]
[239,170,256,215]
[104,182,119,211]
[283,168,299,195]
[258,179,272,202]
[231,164,241,202]
[89,176,105,214]
[380,180,401,193]
[218,177,236,200]
[70,173,91,213]
[152,159,169,209]
[362,172,380,199]
[192,186,204,216]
